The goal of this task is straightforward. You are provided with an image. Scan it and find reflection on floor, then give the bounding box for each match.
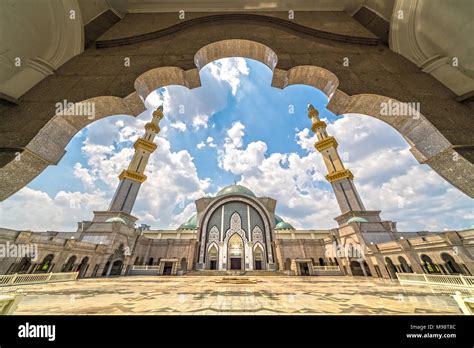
[11,276,461,315]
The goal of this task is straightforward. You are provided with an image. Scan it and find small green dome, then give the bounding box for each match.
[216,184,256,197]
[179,214,197,230]
[347,217,368,223]
[106,217,127,224]
[275,221,295,230]
[274,215,284,225]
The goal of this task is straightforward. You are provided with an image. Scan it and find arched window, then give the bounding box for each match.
[398,256,413,273]
[420,254,440,274]
[385,257,397,278]
[148,257,154,265]
[318,258,325,266]
[441,253,463,274]
[37,254,54,273]
[63,255,77,272]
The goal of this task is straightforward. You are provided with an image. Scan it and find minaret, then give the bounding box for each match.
[107,106,164,214]
[307,104,378,224]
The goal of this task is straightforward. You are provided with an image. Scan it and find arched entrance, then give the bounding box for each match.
[420,254,440,274]
[180,258,187,273]
[398,256,413,273]
[110,260,123,276]
[208,244,218,270]
[441,253,463,274]
[228,233,244,270]
[350,260,365,276]
[253,244,264,270]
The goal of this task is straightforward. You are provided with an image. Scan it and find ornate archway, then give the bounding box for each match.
[1,37,471,203]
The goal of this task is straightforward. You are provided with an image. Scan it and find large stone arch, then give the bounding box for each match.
[1,21,472,199]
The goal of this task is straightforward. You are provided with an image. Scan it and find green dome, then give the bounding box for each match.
[179,214,197,230]
[275,221,295,230]
[274,215,284,225]
[347,217,368,223]
[216,184,256,197]
[105,217,127,224]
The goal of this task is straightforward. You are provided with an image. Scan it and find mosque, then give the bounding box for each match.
[0,105,472,279]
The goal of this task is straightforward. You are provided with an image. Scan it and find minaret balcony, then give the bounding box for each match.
[311,120,327,133]
[314,136,338,152]
[325,169,354,183]
[118,169,147,183]
[134,138,158,153]
[145,122,160,133]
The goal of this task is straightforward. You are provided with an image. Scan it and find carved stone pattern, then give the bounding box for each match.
[208,226,219,242]
[252,226,264,242]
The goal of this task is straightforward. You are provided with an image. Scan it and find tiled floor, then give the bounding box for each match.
[9,276,462,315]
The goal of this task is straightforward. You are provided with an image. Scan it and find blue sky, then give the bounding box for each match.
[0,58,472,232]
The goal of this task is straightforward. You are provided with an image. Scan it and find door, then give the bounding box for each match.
[255,260,262,270]
[230,258,241,270]
[163,262,173,275]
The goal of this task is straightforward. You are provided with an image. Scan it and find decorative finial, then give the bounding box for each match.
[234,178,237,185]
[153,105,164,119]
[307,103,319,119]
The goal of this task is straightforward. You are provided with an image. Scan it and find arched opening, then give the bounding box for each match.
[208,244,218,270]
[318,258,325,266]
[36,254,54,273]
[62,255,77,272]
[385,257,397,278]
[110,260,123,276]
[148,257,154,265]
[350,260,364,276]
[420,254,440,274]
[12,257,32,274]
[76,257,89,278]
[253,244,264,270]
[228,233,244,270]
[101,261,110,276]
[398,256,413,273]
[134,256,140,265]
[285,258,291,271]
[180,258,187,273]
[441,253,463,274]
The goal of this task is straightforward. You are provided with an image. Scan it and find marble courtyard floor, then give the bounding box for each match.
[10,276,461,315]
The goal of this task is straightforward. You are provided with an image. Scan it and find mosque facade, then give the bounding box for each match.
[0,106,473,279]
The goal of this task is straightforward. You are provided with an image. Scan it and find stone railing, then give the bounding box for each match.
[396,273,474,295]
[0,272,78,290]
[313,266,341,271]
[131,265,160,270]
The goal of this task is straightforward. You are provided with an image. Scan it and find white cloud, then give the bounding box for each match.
[217,116,474,231]
[208,57,249,95]
[73,163,95,188]
[170,121,187,132]
[0,187,108,231]
[196,142,206,150]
